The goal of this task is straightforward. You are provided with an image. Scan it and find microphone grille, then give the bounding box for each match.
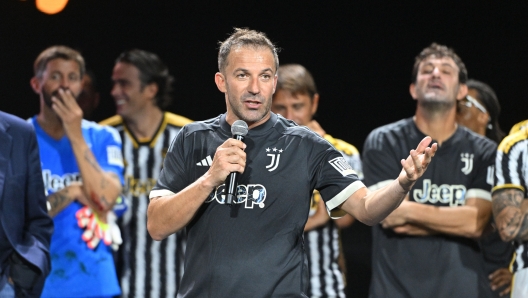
[231,120,249,136]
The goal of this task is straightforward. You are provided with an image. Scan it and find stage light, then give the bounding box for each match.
[36,0,69,15]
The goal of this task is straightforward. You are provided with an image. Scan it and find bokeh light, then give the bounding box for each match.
[36,0,69,15]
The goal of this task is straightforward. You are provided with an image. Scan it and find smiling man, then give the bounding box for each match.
[100,49,192,298]
[363,43,496,298]
[147,28,437,297]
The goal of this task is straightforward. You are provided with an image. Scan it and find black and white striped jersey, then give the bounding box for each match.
[305,134,363,298]
[100,112,193,298]
[492,127,528,273]
[363,118,496,298]
[150,113,364,297]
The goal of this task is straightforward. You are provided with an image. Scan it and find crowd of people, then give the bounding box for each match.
[0,28,526,298]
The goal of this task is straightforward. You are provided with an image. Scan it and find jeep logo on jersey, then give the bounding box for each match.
[413,179,467,206]
[206,184,267,209]
[42,169,82,193]
[461,153,474,175]
[265,147,283,172]
[329,157,356,177]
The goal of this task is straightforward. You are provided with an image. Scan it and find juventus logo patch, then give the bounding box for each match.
[460,153,474,175]
[265,147,283,172]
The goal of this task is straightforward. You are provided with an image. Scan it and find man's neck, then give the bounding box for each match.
[37,106,65,140]
[124,107,164,140]
[414,105,457,146]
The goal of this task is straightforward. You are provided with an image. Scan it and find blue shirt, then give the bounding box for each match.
[30,117,124,298]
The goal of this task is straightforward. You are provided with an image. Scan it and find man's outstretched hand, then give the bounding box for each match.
[398,136,437,192]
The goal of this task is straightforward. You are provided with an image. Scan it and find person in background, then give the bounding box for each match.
[492,123,528,298]
[272,63,360,298]
[77,69,101,121]
[0,110,53,297]
[28,45,124,298]
[456,79,512,297]
[363,43,496,298]
[100,49,192,298]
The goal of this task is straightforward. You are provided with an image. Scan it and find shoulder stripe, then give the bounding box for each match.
[165,112,193,127]
[99,115,124,126]
[498,130,528,154]
[509,120,528,135]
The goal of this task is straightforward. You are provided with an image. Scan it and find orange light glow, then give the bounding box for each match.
[36,0,69,15]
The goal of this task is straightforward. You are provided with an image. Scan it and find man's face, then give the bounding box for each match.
[272,89,317,126]
[215,47,277,127]
[37,58,83,108]
[111,62,153,120]
[410,56,465,108]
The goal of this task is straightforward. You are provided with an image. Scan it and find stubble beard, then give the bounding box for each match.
[226,86,271,125]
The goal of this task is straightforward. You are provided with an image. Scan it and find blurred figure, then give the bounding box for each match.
[0,111,53,297]
[28,45,124,298]
[492,125,528,298]
[363,43,496,298]
[100,49,192,298]
[509,119,528,134]
[272,64,361,298]
[456,79,513,297]
[77,69,100,121]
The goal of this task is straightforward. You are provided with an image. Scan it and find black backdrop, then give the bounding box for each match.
[1,1,527,297]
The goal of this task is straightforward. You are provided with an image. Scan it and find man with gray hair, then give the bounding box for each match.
[147,28,437,297]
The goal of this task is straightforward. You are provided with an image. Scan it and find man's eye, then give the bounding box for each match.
[236,74,247,78]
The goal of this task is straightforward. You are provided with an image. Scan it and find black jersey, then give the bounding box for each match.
[100,112,193,298]
[492,128,528,273]
[363,118,496,298]
[151,113,363,297]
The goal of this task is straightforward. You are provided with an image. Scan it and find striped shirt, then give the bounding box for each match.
[492,127,528,273]
[305,134,363,298]
[100,112,193,298]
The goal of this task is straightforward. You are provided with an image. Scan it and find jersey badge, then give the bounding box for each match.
[265,147,283,172]
[461,153,474,175]
[329,157,356,176]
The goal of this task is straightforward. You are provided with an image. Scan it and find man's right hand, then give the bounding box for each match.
[51,88,83,140]
[203,138,247,188]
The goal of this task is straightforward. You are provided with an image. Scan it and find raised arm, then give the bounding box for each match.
[52,89,122,213]
[341,136,437,225]
[147,138,246,240]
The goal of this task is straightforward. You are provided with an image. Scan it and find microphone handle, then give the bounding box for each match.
[225,134,245,205]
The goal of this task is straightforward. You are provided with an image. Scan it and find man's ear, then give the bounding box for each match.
[409,83,417,100]
[144,83,159,101]
[311,93,320,116]
[215,72,226,92]
[30,77,41,94]
[456,84,468,100]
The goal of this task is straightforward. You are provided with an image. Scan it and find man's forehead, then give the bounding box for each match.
[46,58,81,73]
[420,55,458,69]
[227,46,275,68]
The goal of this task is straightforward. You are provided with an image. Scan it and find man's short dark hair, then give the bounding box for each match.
[116,49,174,109]
[218,28,279,73]
[412,43,468,84]
[276,64,318,99]
[34,45,85,79]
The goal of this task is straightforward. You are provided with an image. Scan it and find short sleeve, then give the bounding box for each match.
[93,126,125,186]
[362,129,401,190]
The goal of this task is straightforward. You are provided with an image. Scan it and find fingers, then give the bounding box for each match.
[206,139,248,186]
[415,136,432,153]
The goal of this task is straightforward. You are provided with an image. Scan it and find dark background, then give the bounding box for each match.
[1,1,527,297]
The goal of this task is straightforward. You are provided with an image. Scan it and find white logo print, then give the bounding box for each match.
[206,184,267,209]
[329,157,356,176]
[197,155,213,166]
[461,153,474,175]
[265,147,283,172]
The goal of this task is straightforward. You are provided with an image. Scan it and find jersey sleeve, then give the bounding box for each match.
[93,126,125,186]
[466,138,496,201]
[150,128,188,198]
[362,129,401,190]
[310,136,364,217]
[493,129,528,197]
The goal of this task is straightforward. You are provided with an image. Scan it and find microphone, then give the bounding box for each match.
[225,120,249,205]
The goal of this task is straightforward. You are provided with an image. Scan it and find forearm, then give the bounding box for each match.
[69,136,122,212]
[47,186,77,217]
[147,175,215,240]
[492,189,528,242]
[405,202,491,238]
